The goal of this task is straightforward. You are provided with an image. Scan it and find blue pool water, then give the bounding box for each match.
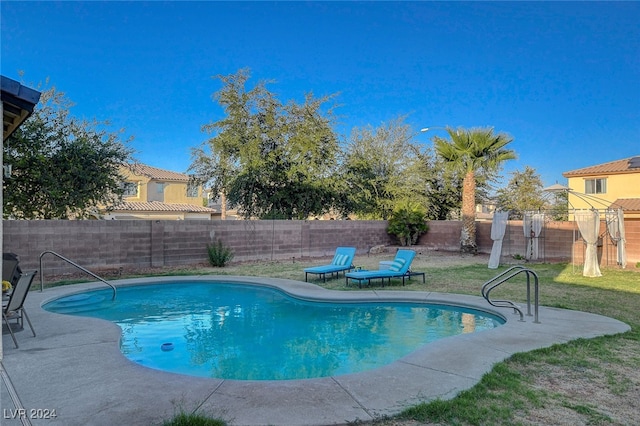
[44,282,504,380]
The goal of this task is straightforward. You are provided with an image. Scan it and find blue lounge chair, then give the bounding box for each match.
[304,247,356,282]
[345,249,424,287]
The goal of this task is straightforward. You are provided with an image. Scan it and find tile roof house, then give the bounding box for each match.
[562,156,640,219]
[102,164,217,220]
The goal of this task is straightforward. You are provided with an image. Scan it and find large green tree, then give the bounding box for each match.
[496,166,546,219]
[3,87,133,219]
[421,153,464,220]
[434,127,516,253]
[191,69,259,219]
[496,167,569,221]
[339,117,429,219]
[190,68,341,219]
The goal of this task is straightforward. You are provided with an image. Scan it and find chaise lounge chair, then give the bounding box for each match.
[3,270,38,348]
[345,249,424,288]
[304,247,357,282]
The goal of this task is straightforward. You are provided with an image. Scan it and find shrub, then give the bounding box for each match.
[163,412,226,426]
[387,202,429,246]
[206,239,234,267]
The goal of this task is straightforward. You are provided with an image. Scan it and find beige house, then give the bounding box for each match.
[103,164,217,220]
[562,156,640,219]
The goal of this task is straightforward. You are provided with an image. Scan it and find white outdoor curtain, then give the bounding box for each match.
[607,209,627,269]
[618,208,627,268]
[523,213,544,260]
[488,211,509,269]
[606,208,627,268]
[575,209,602,277]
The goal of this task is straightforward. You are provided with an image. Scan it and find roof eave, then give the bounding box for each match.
[2,75,42,141]
[563,170,638,178]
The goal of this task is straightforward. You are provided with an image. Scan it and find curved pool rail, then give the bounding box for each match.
[2,275,630,426]
[481,265,541,323]
[39,250,117,300]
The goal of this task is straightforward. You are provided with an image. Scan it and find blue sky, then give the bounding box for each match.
[2,1,639,187]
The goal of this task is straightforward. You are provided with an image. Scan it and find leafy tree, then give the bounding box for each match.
[191,68,341,219]
[3,87,133,219]
[434,127,516,253]
[340,117,428,219]
[415,149,464,220]
[495,166,546,219]
[191,69,260,219]
[547,189,569,221]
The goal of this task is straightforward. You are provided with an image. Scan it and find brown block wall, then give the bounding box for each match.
[3,220,394,278]
[3,218,638,279]
[418,221,462,251]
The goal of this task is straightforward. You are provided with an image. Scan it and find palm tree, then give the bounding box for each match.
[434,127,516,253]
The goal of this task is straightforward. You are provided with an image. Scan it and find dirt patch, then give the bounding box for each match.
[521,339,640,426]
[45,248,490,283]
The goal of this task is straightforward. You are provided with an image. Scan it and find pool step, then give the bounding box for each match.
[46,293,111,314]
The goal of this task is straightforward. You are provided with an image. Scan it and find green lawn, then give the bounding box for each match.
[391,262,640,426]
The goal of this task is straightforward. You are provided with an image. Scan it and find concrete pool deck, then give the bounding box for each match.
[1,276,630,426]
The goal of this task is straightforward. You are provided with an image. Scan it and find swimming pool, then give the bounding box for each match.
[43,280,504,380]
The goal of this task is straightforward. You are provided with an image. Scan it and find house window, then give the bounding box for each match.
[156,182,165,193]
[585,178,606,194]
[121,181,138,197]
[186,182,199,197]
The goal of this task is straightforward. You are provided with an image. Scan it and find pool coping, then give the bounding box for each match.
[2,276,631,426]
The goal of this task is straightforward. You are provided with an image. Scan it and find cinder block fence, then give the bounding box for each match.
[3,219,638,279]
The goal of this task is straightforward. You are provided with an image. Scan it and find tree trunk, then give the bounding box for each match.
[460,170,477,253]
[220,191,227,220]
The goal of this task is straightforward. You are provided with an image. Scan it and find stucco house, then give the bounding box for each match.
[103,163,217,220]
[562,156,640,220]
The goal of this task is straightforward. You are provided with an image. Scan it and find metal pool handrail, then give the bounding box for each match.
[38,250,117,300]
[481,265,540,323]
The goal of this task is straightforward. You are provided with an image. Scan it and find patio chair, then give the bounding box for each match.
[345,249,424,288]
[304,247,357,282]
[3,270,37,348]
[2,252,22,287]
